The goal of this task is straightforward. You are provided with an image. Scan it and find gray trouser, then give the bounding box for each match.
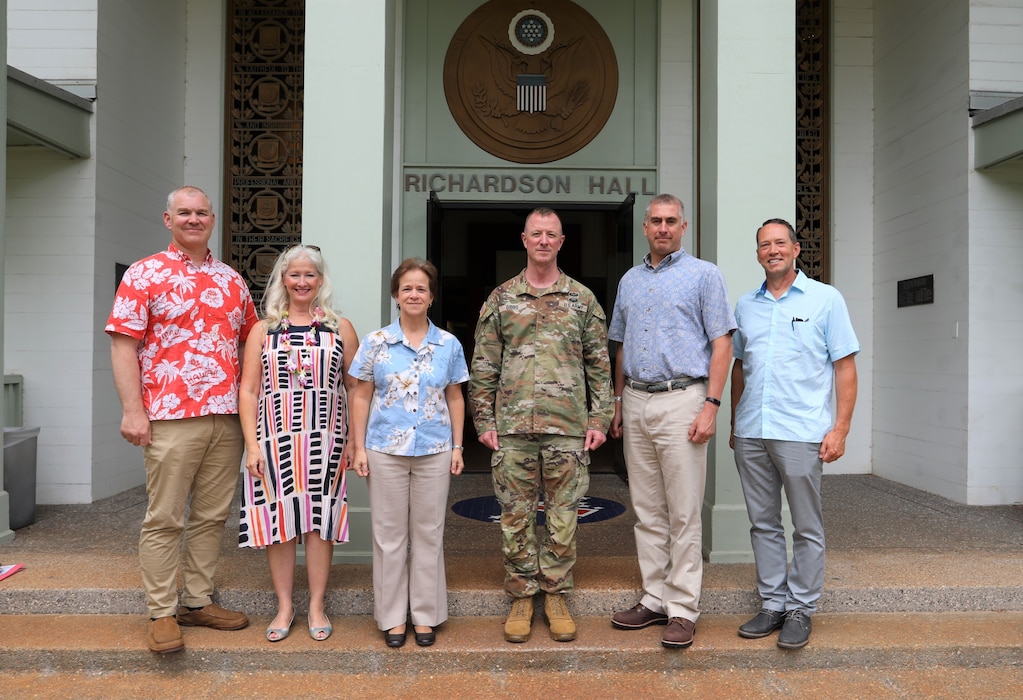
[733,438,825,614]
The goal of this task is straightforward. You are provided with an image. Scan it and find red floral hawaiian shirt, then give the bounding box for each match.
[105,245,258,420]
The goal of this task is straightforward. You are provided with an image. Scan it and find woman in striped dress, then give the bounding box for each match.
[238,245,359,643]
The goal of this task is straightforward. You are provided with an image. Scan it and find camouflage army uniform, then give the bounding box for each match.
[469,271,613,597]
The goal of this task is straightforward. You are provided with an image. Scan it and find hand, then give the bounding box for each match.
[584,429,606,451]
[352,447,369,477]
[687,404,718,444]
[245,449,265,479]
[609,403,623,439]
[120,410,152,447]
[340,442,353,472]
[478,430,500,451]
[819,429,847,463]
[450,449,464,475]
[728,430,735,450]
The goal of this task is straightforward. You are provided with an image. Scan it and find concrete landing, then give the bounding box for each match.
[0,473,1021,698]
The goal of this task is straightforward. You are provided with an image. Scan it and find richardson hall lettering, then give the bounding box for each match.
[404,172,656,196]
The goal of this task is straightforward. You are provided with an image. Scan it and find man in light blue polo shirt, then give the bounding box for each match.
[730,218,859,650]
[607,194,736,650]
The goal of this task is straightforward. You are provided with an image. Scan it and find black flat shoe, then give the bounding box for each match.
[385,628,407,648]
[414,628,435,647]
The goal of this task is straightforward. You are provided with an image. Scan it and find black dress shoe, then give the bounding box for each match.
[414,628,435,647]
[385,628,407,648]
[738,608,786,639]
[777,609,812,649]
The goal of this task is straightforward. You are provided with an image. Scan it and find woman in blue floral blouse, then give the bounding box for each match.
[348,258,469,648]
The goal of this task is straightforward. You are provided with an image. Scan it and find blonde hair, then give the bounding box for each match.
[261,245,341,330]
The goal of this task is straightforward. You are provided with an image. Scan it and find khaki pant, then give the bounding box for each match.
[622,384,707,622]
[492,434,589,598]
[367,450,452,630]
[140,415,243,618]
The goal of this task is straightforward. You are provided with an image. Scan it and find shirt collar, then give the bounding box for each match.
[643,248,687,271]
[755,268,808,299]
[167,243,212,267]
[384,318,446,347]
[508,269,571,297]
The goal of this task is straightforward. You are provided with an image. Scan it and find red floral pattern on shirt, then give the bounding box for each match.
[106,245,258,420]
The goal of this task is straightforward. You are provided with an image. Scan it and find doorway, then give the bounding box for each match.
[426,194,634,474]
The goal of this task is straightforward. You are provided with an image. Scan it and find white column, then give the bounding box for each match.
[304,0,397,562]
[699,0,796,562]
[0,0,12,543]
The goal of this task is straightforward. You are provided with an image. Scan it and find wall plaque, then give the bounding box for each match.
[443,1,619,164]
[897,274,934,307]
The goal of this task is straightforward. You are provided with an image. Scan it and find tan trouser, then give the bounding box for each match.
[140,415,243,618]
[622,383,707,622]
[367,450,452,631]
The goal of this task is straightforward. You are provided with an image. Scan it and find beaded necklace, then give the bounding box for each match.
[279,309,321,388]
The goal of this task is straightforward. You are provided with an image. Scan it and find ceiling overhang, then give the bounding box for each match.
[6,66,93,159]
[973,94,1023,170]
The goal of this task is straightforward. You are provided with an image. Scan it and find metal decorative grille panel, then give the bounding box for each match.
[225,0,306,308]
[796,0,829,282]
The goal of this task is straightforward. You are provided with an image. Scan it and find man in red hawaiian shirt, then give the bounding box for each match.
[107,186,258,653]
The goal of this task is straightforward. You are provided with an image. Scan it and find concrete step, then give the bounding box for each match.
[3,551,1022,617]
[1,612,1021,675]
[3,615,1022,699]
[4,666,1022,699]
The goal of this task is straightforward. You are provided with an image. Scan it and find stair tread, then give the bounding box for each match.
[4,549,1022,590]
[2,611,1020,652]
[3,667,1022,699]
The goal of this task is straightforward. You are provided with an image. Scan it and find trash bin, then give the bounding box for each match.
[3,426,40,529]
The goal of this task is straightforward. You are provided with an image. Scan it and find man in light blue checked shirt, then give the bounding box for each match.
[729,218,859,650]
[607,194,736,650]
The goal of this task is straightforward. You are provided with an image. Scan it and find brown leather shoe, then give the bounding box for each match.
[177,603,249,631]
[661,617,696,649]
[147,616,184,654]
[611,603,669,630]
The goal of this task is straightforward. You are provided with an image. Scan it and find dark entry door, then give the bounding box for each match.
[426,194,634,473]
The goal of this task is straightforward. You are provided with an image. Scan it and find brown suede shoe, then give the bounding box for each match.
[543,593,576,642]
[661,617,696,649]
[177,603,249,631]
[147,616,184,654]
[504,597,533,643]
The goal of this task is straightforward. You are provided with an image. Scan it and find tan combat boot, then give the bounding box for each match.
[504,596,533,643]
[544,592,576,642]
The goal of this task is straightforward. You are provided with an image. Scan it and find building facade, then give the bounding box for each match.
[2,0,1021,558]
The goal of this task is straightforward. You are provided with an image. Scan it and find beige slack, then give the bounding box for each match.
[621,383,708,622]
[367,449,452,630]
[140,415,244,618]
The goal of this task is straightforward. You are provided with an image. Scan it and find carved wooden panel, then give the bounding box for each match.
[443,0,619,164]
[796,0,829,282]
[225,0,306,307]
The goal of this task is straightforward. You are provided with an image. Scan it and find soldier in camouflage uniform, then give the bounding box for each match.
[469,207,613,644]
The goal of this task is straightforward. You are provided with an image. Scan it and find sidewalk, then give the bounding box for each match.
[0,473,1020,616]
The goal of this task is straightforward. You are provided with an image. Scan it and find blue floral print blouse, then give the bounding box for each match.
[349,319,469,456]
